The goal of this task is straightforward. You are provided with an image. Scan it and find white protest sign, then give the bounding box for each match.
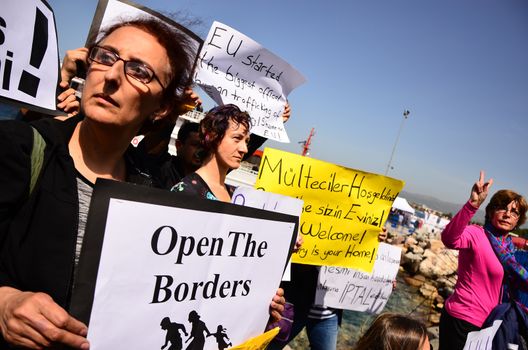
[71,181,297,350]
[0,0,59,113]
[314,243,401,313]
[231,187,303,281]
[231,187,303,219]
[195,21,306,143]
[463,320,503,350]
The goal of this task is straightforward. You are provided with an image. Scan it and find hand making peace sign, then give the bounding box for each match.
[469,170,493,208]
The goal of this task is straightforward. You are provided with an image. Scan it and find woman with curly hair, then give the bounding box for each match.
[171,104,251,202]
[171,104,286,324]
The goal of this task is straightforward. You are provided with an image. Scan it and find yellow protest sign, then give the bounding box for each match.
[255,148,405,272]
[228,327,280,350]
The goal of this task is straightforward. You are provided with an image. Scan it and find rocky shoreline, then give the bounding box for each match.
[391,225,458,326]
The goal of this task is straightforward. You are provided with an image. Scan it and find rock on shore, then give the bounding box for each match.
[386,226,458,326]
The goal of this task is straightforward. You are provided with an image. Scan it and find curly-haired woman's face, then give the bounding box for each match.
[215,120,249,170]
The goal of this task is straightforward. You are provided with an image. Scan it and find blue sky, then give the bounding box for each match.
[50,0,528,206]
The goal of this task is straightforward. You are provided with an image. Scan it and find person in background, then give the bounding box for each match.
[125,90,202,189]
[439,171,528,349]
[155,121,202,189]
[0,17,194,349]
[171,104,250,201]
[134,87,202,156]
[171,104,286,322]
[512,235,528,250]
[354,313,430,350]
[134,100,291,190]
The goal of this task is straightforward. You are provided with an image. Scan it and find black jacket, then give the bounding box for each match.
[0,115,151,311]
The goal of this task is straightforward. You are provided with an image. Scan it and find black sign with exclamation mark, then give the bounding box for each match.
[18,7,48,97]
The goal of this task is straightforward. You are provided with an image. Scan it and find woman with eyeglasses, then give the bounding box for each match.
[0,18,193,349]
[439,171,528,350]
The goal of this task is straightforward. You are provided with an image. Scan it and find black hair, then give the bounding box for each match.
[177,121,200,143]
[199,104,251,156]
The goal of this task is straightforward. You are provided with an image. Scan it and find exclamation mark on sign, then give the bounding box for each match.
[18,7,48,97]
[2,51,13,90]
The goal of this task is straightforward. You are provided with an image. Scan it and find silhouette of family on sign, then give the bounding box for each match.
[160,311,232,350]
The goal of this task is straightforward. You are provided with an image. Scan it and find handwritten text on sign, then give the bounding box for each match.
[195,21,306,143]
[255,148,404,272]
[0,0,59,112]
[315,243,401,313]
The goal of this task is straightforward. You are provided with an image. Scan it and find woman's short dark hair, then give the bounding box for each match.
[354,313,428,350]
[88,17,194,116]
[485,189,528,227]
[199,104,251,156]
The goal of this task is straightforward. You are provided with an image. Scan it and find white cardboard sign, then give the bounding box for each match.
[315,243,401,313]
[195,21,306,143]
[463,320,503,350]
[0,0,59,113]
[231,186,303,281]
[70,180,297,350]
[231,187,303,219]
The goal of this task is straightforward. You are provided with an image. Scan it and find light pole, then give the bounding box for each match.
[385,110,410,176]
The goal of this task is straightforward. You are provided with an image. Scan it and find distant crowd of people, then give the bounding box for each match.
[1,11,527,350]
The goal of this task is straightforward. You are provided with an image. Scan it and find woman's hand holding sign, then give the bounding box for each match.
[269,287,286,322]
[0,287,89,349]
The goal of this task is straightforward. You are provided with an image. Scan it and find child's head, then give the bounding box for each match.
[354,313,430,350]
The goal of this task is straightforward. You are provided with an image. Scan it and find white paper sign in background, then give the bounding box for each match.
[231,187,303,281]
[195,21,306,143]
[231,187,303,219]
[315,243,401,314]
[1,0,59,111]
[87,199,295,349]
[463,320,502,350]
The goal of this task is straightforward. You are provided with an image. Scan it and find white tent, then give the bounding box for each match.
[392,196,415,214]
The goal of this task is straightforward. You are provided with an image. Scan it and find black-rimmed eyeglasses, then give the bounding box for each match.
[88,46,166,90]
